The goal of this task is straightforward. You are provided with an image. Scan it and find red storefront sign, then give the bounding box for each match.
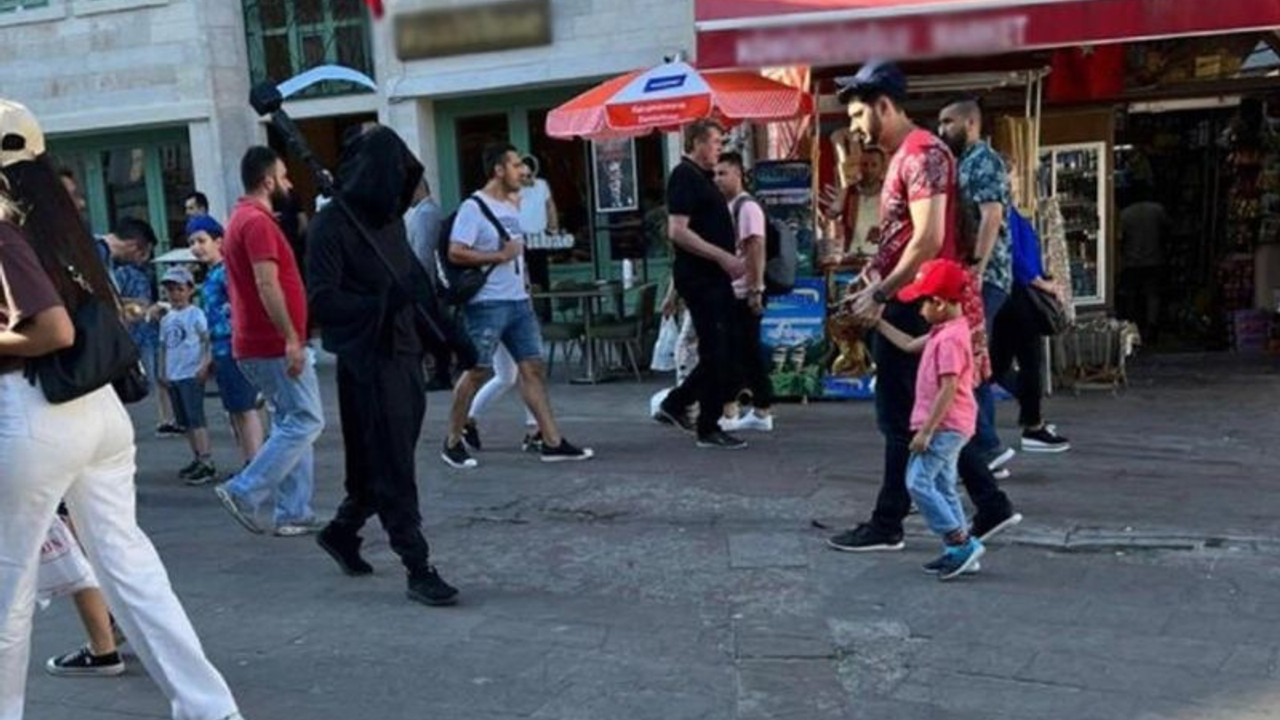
[696,0,1280,69]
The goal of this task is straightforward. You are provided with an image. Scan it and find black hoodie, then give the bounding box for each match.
[306,126,441,366]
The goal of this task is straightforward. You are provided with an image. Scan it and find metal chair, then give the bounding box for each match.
[582,283,658,381]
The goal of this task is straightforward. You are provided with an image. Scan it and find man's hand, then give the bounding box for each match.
[847,285,885,328]
[500,239,525,262]
[748,293,765,316]
[909,429,933,454]
[285,338,306,378]
[721,253,747,280]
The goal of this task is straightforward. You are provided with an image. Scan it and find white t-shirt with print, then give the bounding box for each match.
[161,305,208,381]
[451,193,528,303]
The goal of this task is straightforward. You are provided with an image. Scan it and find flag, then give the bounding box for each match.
[363,0,384,18]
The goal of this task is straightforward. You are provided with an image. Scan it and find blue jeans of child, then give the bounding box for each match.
[906,430,969,537]
[225,353,323,525]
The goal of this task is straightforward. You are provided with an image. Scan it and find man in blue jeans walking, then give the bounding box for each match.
[939,96,1016,477]
[214,146,322,536]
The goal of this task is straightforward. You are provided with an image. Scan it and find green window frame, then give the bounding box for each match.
[243,0,375,98]
[0,0,50,12]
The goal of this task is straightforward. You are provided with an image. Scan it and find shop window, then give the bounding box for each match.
[0,0,49,12]
[243,0,374,97]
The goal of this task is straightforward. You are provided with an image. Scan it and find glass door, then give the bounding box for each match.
[1040,143,1107,306]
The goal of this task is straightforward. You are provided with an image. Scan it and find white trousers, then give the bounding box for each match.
[0,374,238,720]
[468,344,537,427]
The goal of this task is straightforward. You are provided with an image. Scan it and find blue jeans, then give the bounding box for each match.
[226,353,323,524]
[973,282,1009,458]
[906,430,969,537]
[463,299,545,366]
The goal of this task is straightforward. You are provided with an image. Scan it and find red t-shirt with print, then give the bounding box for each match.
[223,197,308,360]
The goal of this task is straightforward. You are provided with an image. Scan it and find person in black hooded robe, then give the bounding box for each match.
[306,125,460,607]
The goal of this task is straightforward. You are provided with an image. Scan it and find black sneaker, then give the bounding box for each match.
[971,510,1023,542]
[316,525,374,576]
[406,565,459,607]
[45,646,125,677]
[521,431,545,453]
[156,422,186,438]
[462,421,482,452]
[654,403,695,434]
[540,438,594,463]
[177,459,203,479]
[1021,425,1071,453]
[441,440,478,469]
[696,430,747,450]
[826,523,905,552]
[425,374,453,393]
[184,461,218,486]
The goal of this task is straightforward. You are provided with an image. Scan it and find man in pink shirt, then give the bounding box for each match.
[875,259,984,580]
[713,152,774,433]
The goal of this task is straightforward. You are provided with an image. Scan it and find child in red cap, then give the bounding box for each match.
[876,259,984,580]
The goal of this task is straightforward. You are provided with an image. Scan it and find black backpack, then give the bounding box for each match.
[435,194,510,305]
[731,195,797,296]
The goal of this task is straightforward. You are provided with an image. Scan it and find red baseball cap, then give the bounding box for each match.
[897,259,967,303]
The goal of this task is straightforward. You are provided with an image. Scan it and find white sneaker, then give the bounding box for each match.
[987,447,1016,471]
[719,412,774,433]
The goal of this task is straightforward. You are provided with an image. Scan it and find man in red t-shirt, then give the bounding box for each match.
[215,147,323,538]
[825,62,1020,555]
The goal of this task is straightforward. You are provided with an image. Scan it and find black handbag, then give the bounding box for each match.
[1022,284,1069,336]
[436,195,509,305]
[26,257,147,405]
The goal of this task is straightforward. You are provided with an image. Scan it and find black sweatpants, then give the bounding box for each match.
[731,298,772,410]
[330,355,431,571]
[665,279,739,435]
[869,301,1014,535]
[991,285,1045,428]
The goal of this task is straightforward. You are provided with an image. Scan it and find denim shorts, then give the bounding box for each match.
[463,299,544,367]
[215,357,259,414]
[167,378,207,430]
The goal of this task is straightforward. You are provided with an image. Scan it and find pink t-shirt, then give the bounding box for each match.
[910,316,977,437]
[729,193,767,298]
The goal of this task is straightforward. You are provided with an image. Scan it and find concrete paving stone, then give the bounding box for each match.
[890,667,1131,720]
[733,614,836,660]
[1219,644,1279,678]
[904,637,1038,678]
[1161,609,1280,645]
[737,659,852,720]
[728,532,811,570]
[1015,649,1266,706]
[470,616,609,650]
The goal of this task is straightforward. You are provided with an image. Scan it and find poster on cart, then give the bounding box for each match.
[760,276,877,401]
[753,160,816,277]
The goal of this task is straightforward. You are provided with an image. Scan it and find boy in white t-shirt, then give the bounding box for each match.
[713,152,774,433]
[158,267,215,484]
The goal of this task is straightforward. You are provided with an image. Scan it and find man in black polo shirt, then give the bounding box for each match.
[653,120,748,449]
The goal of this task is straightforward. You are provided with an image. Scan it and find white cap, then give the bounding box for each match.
[0,99,44,168]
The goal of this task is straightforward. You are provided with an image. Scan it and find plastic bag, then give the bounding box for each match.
[650,316,680,372]
[36,516,98,609]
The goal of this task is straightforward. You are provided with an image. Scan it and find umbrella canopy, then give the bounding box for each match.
[547,61,813,140]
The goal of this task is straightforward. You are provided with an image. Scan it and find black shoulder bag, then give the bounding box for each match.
[26,256,149,405]
[438,195,510,306]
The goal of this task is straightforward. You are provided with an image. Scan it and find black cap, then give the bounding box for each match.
[835,61,908,105]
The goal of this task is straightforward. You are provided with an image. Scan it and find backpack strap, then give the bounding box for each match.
[467,194,511,245]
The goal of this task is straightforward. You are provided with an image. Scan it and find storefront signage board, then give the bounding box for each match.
[395,0,552,61]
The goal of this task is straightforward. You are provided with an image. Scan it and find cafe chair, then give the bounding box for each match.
[582,283,658,382]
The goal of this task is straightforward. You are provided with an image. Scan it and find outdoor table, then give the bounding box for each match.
[531,281,657,384]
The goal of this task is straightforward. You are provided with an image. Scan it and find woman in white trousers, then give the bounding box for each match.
[464,344,539,449]
[0,104,242,720]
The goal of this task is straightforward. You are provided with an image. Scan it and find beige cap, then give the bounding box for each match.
[0,99,45,168]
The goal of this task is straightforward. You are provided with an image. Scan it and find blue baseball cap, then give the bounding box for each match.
[836,61,909,105]
[161,266,195,287]
[185,214,224,239]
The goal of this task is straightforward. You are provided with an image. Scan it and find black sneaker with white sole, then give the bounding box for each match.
[987,447,1016,471]
[45,646,125,677]
[184,461,218,486]
[696,430,747,450]
[826,523,905,552]
[461,421,482,451]
[654,403,695,434]
[522,431,545,453]
[541,438,594,462]
[441,440,478,469]
[1021,426,1070,453]
[971,510,1023,542]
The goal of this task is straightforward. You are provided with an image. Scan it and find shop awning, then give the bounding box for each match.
[695,0,1280,69]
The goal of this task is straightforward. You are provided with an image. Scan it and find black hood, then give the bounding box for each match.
[335,125,424,227]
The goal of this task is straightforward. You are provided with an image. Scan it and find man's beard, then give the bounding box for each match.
[943,133,966,157]
[271,186,291,206]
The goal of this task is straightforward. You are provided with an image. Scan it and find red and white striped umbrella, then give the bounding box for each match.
[546,61,813,140]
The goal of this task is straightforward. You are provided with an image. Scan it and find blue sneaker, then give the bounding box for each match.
[922,554,980,575]
[936,539,985,581]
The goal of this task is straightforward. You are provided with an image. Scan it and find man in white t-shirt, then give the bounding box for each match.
[441,143,593,469]
[713,152,774,433]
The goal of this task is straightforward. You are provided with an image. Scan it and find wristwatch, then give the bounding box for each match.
[872,288,890,305]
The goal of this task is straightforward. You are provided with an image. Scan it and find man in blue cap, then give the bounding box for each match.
[826,61,1021,556]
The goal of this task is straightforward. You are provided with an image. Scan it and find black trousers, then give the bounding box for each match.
[991,286,1044,428]
[869,302,1014,535]
[331,355,431,570]
[665,279,739,435]
[730,298,773,410]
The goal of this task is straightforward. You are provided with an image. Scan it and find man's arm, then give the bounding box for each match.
[252,260,305,376]
[972,201,1004,277]
[668,214,744,278]
[449,241,520,268]
[880,194,948,295]
[545,192,560,234]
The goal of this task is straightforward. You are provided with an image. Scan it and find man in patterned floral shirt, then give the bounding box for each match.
[939,96,1015,475]
[826,61,1020,555]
